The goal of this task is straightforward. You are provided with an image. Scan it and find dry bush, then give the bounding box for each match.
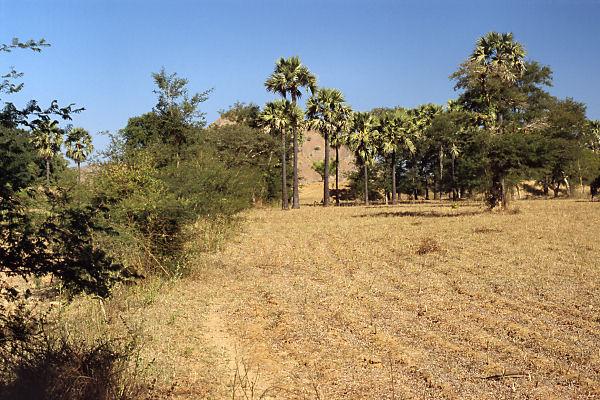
[415,237,442,255]
[0,305,149,400]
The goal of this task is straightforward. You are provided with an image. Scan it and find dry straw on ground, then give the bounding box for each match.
[62,193,600,399]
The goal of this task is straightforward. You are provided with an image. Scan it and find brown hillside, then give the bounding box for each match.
[209,118,355,184]
[299,130,355,184]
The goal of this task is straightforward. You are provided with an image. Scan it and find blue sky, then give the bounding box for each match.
[2,0,600,150]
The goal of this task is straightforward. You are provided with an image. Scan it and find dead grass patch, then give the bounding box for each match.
[415,237,443,255]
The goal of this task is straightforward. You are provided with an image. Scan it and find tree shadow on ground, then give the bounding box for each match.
[354,209,486,218]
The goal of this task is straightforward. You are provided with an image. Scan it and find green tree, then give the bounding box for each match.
[265,56,317,209]
[1,38,83,129]
[151,68,212,166]
[451,32,551,208]
[536,98,589,197]
[1,38,131,305]
[218,102,261,128]
[349,112,379,205]
[65,127,94,183]
[202,123,280,203]
[30,119,63,186]
[311,159,336,182]
[306,88,346,206]
[120,112,163,150]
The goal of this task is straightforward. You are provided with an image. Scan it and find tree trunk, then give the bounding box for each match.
[501,177,508,209]
[323,131,330,206]
[291,94,300,209]
[46,158,50,186]
[578,160,584,196]
[281,130,289,210]
[364,163,369,206]
[438,145,444,201]
[77,161,81,184]
[564,176,571,197]
[451,153,457,201]
[391,151,397,205]
[335,146,340,206]
[553,182,560,198]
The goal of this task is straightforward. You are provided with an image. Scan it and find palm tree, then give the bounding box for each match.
[378,109,415,204]
[471,33,526,208]
[259,100,304,210]
[65,127,94,184]
[31,119,63,186]
[331,104,353,206]
[306,88,346,206]
[265,56,317,209]
[405,104,442,199]
[349,112,379,205]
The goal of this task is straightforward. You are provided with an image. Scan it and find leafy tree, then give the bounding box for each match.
[202,123,280,202]
[536,98,588,197]
[306,88,346,206]
[151,68,212,166]
[423,107,469,200]
[0,127,39,198]
[1,38,83,129]
[349,112,379,205]
[120,112,163,150]
[311,159,336,182]
[265,56,317,209]
[65,127,94,183]
[218,102,261,128]
[587,120,600,153]
[30,120,63,186]
[1,38,129,307]
[451,32,552,208]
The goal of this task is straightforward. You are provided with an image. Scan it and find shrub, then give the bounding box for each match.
[0,311,145,400]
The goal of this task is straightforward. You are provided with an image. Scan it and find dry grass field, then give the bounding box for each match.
[65,192,600,399]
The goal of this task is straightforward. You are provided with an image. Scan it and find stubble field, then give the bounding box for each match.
[72,195,600,399]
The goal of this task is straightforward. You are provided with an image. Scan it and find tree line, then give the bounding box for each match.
[256,32,600,210]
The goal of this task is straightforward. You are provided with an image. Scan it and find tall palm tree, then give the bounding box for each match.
[331,104,353,206]
[349,112,379,205]
[378,109,415,204]
[259,100,304,210]
[65,127,94,184]
[31,119,63,186]
[265,56,317,209]
[405,104,442,199]
[306,88,346,206]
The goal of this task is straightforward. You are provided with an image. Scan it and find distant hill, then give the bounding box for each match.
[299,129,355,184]
[209,118,355,184]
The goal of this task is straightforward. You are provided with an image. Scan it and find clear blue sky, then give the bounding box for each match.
[2,0,599,150]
